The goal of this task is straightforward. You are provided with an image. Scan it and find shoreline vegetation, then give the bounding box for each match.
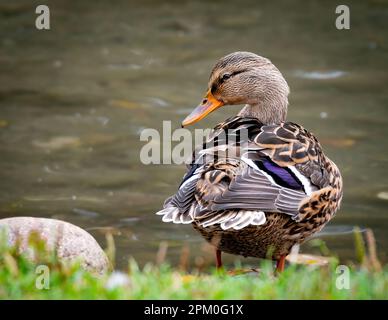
[0,228,387,300]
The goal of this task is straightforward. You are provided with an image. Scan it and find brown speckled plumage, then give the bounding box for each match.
[193,213,313,260]
[156,52,343,269]
[189,116,342,260]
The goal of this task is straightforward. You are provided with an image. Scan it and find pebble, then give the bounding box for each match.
[105,271,131,290]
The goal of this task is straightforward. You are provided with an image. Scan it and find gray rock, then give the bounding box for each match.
[0,217,110,274]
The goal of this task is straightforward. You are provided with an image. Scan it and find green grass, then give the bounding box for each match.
[1,238,387,299]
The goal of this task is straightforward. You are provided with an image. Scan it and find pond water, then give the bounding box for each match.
[1,0,387,269]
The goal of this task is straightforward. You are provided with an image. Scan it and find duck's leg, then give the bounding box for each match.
[275,255,286,273]
[215,249,223,269]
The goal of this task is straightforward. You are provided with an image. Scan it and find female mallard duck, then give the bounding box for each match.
[156,52,343,272]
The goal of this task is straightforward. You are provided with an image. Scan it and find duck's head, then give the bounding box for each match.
[182,51,290,127]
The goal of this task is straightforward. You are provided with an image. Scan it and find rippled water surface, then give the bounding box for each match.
[1,0,388,268]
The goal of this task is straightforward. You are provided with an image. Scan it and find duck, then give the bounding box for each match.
[156,52,343,272]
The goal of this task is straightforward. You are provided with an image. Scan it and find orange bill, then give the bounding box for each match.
[181,90,224,127]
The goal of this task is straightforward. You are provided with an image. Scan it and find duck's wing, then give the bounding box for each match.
[157,117,342,230]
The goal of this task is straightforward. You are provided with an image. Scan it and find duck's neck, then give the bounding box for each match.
[238,99,288,125]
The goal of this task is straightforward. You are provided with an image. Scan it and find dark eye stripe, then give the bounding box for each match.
[212,69,249,93]
[220,73,231,82]
[220,69,248,83]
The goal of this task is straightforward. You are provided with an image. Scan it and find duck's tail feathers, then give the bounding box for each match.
[155,205,193,224]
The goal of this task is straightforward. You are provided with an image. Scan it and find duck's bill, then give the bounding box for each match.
[181,90,224,127]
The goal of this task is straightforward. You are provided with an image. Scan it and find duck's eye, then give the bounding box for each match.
[220,73,231,83]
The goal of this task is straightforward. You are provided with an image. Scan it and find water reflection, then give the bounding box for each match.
[0,0,387,268]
